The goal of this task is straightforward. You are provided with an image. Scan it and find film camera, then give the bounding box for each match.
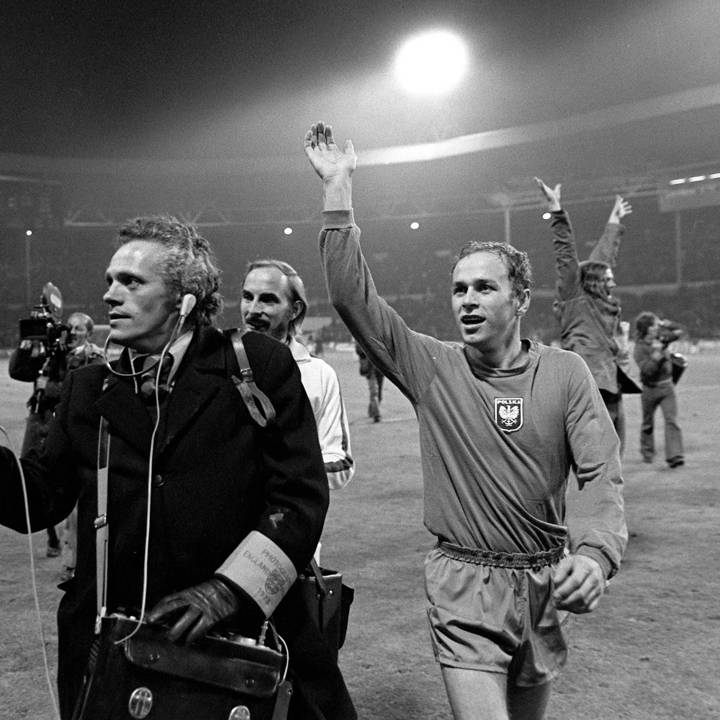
[19,282,69,348]
[17,283,71,411]
[655,319,688,384]
[656,319,682,347]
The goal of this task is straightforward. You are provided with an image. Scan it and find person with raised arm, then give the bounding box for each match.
[305,122,626,720]
[535,178,639,452]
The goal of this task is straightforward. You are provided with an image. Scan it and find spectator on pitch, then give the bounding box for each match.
[355,341,384,422]
[535,178,640,453]
[305,122,626,720]
[633,311,685,468]
[241,258,355,493]
[0,216,355,720]
[9,311,103,562]
[310,331,325,357]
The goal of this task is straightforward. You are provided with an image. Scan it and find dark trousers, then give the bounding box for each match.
[640,382,683,463]
[600,390,625,456]
[367,370,384,420]
[22,411,60,548]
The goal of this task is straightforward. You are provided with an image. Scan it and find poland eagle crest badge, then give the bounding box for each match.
[495,398,523,432]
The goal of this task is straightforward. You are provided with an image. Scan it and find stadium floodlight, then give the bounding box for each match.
[394,30,468,96]
[283,226,293,235]
[410,221,420,230]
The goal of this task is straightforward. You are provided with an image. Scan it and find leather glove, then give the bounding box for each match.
[146,576,246,643]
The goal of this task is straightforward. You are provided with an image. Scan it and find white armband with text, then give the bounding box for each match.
[216,531,297,617]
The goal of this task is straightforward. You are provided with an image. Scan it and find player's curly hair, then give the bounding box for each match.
[452,241,533,302]
[115,215,223,326]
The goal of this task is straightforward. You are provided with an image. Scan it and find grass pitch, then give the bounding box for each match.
[1,348,718,719]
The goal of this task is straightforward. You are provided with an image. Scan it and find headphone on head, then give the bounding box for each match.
[179,293,196,319]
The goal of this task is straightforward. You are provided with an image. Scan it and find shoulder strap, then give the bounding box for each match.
[307,557,329,597]
[230,329,276,428]
[95,415,111,633]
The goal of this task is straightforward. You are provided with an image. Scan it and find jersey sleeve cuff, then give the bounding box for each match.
[216,530,298,617]
[576,546,615,579]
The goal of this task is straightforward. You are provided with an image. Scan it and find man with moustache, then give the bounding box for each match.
[241,259,354,494]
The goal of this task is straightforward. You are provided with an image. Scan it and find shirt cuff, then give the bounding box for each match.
[322,209,355,229]
[216,531,298,617]
[576,546,615,579]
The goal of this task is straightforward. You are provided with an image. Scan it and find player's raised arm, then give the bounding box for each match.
[534,176,562,212]
[590,194,631,267]
[608,194,632,225]
[304,121,356,211]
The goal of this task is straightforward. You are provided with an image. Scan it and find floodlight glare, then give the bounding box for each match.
[283,227,293,235]
[410,221,420,230]
[394,30,468,96]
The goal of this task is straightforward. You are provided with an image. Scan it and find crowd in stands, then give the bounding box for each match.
[2,201,720,349]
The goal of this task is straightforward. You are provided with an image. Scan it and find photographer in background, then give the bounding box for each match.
[633,312,685,468]
[9,300,103,560]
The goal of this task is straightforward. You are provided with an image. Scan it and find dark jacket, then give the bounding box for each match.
[0,326,355,720]
[551,210,638,394]
[633,338,674,386]
[9,341,104,413]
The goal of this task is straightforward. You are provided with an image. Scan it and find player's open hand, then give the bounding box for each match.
[534,177,562,212]
[552,553,606,614]
[610,195,632,222]
[304,121,357,182]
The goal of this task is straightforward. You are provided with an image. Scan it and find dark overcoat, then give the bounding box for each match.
[0,326,355,720]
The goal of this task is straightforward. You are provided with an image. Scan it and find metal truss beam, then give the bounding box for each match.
[62,178,666,228]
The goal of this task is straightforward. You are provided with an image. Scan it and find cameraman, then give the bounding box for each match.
[9,311,103,560]
[633,312,684,468]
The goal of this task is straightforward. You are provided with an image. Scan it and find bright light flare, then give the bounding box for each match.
[394,30,468,96]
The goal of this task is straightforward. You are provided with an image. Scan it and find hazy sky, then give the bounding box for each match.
[3,0,720,172]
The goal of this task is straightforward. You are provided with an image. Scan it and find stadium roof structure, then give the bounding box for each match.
[3,2,720,227]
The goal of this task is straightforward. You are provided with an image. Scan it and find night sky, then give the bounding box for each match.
[3,0,720,175]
